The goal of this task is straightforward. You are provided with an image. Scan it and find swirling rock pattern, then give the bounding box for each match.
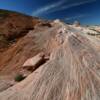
[0,20,100,100]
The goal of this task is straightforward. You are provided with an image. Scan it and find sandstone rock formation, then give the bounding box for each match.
[0,18,100,100]
[22,52,49,71]
[0,9,48,75]
[0,9,100,100]
[0,9,40,39]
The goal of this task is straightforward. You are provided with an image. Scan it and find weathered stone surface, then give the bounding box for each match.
[0,21,100,100]
[22,52,45,71]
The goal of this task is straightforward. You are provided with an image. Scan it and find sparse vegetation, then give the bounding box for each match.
[0,10,12,18]
[0,34,7,43]
[14,74,25,82]
[0,34,9,49]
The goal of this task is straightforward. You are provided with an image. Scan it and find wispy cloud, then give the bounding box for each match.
[32,0,67,16]
[32,0,96,16]
[65,14,90,21]
[62,0,96,9]
[49,0,96,13]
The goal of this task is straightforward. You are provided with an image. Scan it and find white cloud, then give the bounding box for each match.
[49,0,96,13]
[32,0,67,16]
[62,0,96,9]
[32,0,96,16]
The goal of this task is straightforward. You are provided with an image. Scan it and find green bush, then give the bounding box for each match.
[14,74,25,82]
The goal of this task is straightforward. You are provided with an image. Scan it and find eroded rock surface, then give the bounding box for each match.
[0,20,100,100]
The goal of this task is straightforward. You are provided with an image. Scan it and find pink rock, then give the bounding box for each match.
[22,53,45,71]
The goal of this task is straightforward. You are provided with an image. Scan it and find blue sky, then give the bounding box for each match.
[0,0,100,25]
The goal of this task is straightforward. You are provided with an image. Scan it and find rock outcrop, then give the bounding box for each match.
[0,9,48,75]
[0,9,40,40]
[0,19,100,100]
[0,9,100,100]
[22,52,49,71]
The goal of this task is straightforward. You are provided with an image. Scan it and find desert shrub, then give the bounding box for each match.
[14,74,25,82]
[0,35,7,43]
